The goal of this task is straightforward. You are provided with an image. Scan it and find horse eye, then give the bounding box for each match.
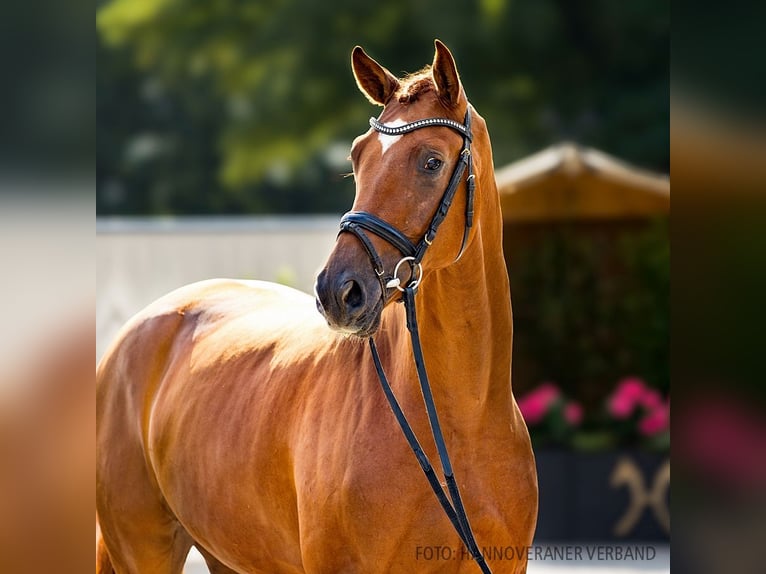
[424,157,443,171]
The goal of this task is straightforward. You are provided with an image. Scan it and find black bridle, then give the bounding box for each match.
[337,106,493,574]
[339,106,475,295]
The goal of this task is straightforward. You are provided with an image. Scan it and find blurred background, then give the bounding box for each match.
[96,0,669,571]
[97,0,668,215]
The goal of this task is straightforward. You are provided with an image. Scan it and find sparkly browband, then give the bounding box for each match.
[369,116,472,141]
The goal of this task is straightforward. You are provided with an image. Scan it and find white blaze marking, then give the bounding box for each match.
[377,118,407,156]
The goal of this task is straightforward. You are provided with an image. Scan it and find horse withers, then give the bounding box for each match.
[97,40,538,574]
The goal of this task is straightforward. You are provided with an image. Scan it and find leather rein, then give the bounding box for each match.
[338,105,493,574]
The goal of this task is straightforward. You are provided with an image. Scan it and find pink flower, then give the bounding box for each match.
[638,402,670,436]
[563,401,584,426]
[640,388,663,410]
[533,382,561,406]
[608,377,648,419]
[518,382,561,425]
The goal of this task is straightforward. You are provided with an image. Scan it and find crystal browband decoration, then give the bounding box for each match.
[370,116,472,140]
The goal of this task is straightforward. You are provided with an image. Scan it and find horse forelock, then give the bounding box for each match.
[395,67,435,104]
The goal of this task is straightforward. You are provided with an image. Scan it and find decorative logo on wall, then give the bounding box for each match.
[610,457,670,536]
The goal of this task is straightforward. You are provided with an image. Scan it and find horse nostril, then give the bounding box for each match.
[340,279,365,313]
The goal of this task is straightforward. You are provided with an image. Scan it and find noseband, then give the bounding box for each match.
[339,105,475,296]
[336,106,493,573]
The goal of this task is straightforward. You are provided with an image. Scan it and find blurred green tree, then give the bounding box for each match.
[97,0,668,215]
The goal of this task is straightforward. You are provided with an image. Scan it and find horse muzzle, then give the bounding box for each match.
[314,267,383,337]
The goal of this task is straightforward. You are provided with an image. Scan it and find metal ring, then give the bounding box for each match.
[392,256,423,292]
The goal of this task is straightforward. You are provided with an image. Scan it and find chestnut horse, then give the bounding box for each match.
[96,41,537,574]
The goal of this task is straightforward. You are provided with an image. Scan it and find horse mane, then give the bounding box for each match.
[396,66,435,104]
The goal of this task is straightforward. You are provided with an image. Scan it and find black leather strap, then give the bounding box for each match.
[337,219,389,295]
[369,286,492,573]
[337,105,492,572]
[418,144,472,264]
[340,106,475,281]
[368,339,470,547]
[340,211,417,258]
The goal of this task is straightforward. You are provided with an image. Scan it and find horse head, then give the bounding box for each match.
[315,40,479,337]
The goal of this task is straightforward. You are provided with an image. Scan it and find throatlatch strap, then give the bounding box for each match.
[417,146,471,264]
[459,147,475,259]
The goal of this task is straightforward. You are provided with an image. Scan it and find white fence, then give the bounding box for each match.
[97,216,340,359]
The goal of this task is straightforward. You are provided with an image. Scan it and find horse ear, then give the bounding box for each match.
[432,39,462,108]
[352,46,400,106]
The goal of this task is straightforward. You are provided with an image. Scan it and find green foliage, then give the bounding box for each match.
[510,219,670,408]
[97,0,668,215]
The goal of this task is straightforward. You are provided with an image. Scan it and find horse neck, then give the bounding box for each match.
[383,176,514,429]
